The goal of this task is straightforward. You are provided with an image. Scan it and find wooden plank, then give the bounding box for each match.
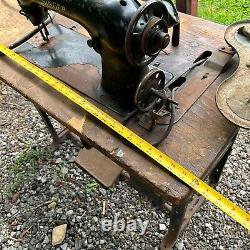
[75,148,122,188]
[0,12,238,205]
[190,0,198,16]
[176,0,187,13]
[0,0,90,46]
[0,0,34,46]
[176,0,198,16]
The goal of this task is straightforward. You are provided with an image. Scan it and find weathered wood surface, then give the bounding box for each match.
[0,0,34,45]
[0,3,238,205]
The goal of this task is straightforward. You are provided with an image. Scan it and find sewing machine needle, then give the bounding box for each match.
[39,23,49,42]
[42,23,50,37]
[42,22,50,41]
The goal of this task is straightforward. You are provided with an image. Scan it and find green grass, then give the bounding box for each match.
[57,166,69,180]
[5,147,50,196]
[85,180,99,194]
[172,0,249,24]
[198,0,250,24]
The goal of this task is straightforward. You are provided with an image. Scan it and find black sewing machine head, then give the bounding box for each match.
[17,0,180,145]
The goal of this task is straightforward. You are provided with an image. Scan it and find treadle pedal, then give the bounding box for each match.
[75,148,122,187]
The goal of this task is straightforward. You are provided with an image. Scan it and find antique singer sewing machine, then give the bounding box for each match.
[16,0,181,145]
[15,0,245,146]
[1,1,248,249]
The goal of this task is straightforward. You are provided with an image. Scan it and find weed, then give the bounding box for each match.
[57,166,69,180]
[109,187,116,193]
[5,146,50,196]
[85,180,99,194]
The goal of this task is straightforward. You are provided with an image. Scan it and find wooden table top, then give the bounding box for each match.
[0,4,238,205]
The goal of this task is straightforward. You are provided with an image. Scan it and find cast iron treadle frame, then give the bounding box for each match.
[35,106,70,149]
[36,106,120,173]
[122,138,235,250]
[160,142,234,250]
[36,107,122,187]
[36,103,235,250]
[75,148,122,187]
[36,106,93,150]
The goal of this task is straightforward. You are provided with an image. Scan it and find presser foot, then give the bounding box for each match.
[124,97,176,146]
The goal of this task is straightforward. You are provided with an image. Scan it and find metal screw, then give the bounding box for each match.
[87,39,93,48]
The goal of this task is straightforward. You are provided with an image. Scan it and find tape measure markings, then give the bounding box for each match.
[0,44,249,230]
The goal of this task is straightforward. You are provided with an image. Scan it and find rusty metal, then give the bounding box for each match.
[125,1,173,66]
[9,12,55,50]
[131,68,177,145]
[141,17,170,56]
[18,25,101,68]
[160,143,234,250]
[35,106,71,149]
[36,107,61,147]
[15,21,235,144]
[135,68,166,112]
[216,21,250,129]
[14,0,181,143]
[0,9,238,199]
[16,23,176,145]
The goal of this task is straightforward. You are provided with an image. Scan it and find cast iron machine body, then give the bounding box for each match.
[17,0,180,144]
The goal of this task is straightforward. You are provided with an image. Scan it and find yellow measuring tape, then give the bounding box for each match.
[0,44,249,230]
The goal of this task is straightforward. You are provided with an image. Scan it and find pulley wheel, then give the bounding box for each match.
[125,0,169,67]
[141,17,169,56]
[135,69,165,112]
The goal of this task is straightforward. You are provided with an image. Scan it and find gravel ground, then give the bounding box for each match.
[0,82,249,250]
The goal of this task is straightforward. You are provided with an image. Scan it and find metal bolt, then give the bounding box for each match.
[156,32,170,50]
[87,39,93,48]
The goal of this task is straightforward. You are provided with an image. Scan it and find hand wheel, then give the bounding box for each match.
[125,0,170,67]
[134,68,166,112]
